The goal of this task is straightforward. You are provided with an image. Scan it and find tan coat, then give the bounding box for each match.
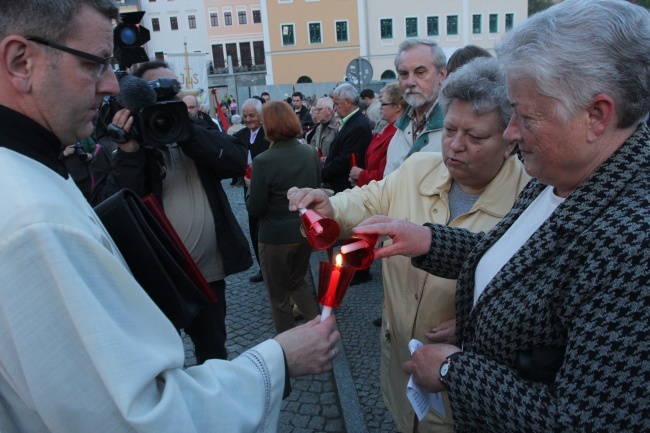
[311,118,339,157]
[330,152,530,432]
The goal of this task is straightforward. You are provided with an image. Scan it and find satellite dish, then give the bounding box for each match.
[345,57,373,89]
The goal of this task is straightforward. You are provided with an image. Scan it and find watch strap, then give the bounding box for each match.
[439,351,463,390]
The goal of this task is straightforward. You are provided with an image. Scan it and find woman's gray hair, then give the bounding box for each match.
[438,57,511,131]
[241,98,263,115]
[332,83,360,106]
[381,82,407,110]
[231,114,242,124]
[496,0,650,128]
[0,0,120,42]
[394,38,447,72]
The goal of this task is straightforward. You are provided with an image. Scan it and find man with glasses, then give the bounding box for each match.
[384,38,448,177]
[0,1,341,431]
[311,97,339,163]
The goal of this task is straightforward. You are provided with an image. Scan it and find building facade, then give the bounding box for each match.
[117,0,527,87]
[138,0,211,62]
[205,0,266,73]
[363,0,527,81]
[261,0,363,85]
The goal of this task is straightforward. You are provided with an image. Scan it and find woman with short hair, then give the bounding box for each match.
[246,101,322,333]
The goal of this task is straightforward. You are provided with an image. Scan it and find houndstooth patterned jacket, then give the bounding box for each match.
[412,123,650,432]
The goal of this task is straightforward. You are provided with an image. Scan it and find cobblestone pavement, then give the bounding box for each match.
[183,180,399,433]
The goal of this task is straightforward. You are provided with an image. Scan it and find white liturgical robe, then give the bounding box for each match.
[0,147,286,432]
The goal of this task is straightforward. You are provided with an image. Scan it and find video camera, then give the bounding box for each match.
[97,75,190,147]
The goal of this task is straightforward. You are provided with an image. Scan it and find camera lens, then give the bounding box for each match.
[148,108,181,141]
[140,100,190,145]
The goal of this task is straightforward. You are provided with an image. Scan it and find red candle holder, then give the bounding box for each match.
[348,152,359,167]
[300,208,340,250]
[339,233,378,270]
[244,165,252,180]
[318,255,355,320]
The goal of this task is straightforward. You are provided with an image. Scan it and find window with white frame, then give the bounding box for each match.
[380,18,393,39]
[238,11,247,25]
[472,14,481,34]
[152,17,160,31]
[188,15,196,29]
[309,22,322,44]
[406,17,418,37]
[489,14,498,33]
[336,21,348,42]
[210,12,219,26]
[225,12,233,26]
[282,24,295,46]
[447,15,458,35]
[427,16,439,36]
[505,13,514,31]
[170,16,178,30]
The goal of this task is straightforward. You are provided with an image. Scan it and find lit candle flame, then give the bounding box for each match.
[335,254,342,266]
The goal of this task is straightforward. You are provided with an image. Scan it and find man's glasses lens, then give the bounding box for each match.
[26,36,113,77]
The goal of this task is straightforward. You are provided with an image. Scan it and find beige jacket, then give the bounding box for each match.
[312,118,339,157]
[330,152,530,432]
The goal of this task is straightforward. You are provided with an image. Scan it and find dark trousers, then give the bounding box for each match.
[184,279,228,363]
[244,186,260,266]
[249,214,260,265]
[259,241,320,334]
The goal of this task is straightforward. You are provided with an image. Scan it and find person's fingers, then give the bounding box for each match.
[296,189,321,210]
[112,108,131,125]
[353,217,395,230]
[402,360,414,375]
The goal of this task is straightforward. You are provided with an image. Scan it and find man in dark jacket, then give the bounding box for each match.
[292,91,314,135]
[92,61,252,363]
[235,98,269,283]
[321,83,372,194]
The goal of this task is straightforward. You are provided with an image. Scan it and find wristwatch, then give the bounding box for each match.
[439,352,462,390]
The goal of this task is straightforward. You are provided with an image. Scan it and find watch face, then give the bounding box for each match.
[440,361,450,377]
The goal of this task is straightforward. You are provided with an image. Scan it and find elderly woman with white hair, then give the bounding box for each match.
[351,1,650,431]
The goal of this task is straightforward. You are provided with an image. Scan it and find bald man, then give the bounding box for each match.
[183,94,200,119]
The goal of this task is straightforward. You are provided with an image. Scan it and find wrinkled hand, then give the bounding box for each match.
[402,343,461,393]
[349,166,362,181]
[287,187,334,217]
[320,156,327,165]
[275,315,341,377]
[352,216,432,260]
[426,319,457,344]
[111,108,140,153]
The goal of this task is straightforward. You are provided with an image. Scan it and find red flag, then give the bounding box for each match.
[211,88,230,132]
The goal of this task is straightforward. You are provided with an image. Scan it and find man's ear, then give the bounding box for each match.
[438,66,448,84]
[586,93,615,142]
[1,37,34,93]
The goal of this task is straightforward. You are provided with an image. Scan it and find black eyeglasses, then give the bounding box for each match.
[26,36,113,77]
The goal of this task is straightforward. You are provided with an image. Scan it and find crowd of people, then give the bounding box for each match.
[0,0,648,432]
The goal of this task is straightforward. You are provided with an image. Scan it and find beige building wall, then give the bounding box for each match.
[363,0,527,81]
[262,0,362,85]
[205,0,264,66]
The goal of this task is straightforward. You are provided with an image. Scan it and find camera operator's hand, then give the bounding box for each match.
[62,145,76,157]
[111,108,140,153]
